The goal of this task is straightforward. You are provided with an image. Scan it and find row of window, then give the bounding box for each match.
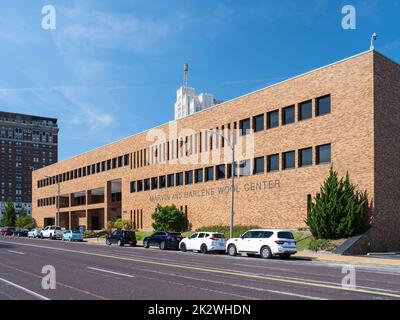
[38,154,130,188]
[130,144,331,193]
[239,94,331,135]
[130,94,331,170]
[38,196,56,207]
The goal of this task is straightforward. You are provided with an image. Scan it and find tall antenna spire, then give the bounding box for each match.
[183,63,189,88]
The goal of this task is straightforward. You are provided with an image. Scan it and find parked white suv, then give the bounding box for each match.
[40,226,64,240]
[28,228,42,238]
[180,232,227,254]
[226,229,297,259]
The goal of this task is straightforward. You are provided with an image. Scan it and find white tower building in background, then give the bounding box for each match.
[174,64,218,120]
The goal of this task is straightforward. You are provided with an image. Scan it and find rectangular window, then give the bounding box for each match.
[316,95,331,116]
[227,162,238,178]
[299,147,313,167]
[124,154,129,166]
[205,167,214,182]
[283,151,296,170]
[144,178,151,191]
[137,180,143,192]
[112,158,117,169]
[176,172,184,186]
[101,161,106,172]
[240,118,251,136]
[253,114,264,133]
[107,159,111,170]
[118,156,123,167]
[195,169,203,184]
[185,171,193,184]
[240,159,251,176]
[282,105,295,125]
[267,110,279,129]
[159,176,166,189]
[316,144,331,164]
[167,174,174,188]
[216,164,226,180]
[151,177,158,190]
[267,154,280,172]
[130,181,136,193]
[299,100,312,121]
[253,156,264,175]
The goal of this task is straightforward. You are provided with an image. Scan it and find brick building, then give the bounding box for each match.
[32,50,400,253]
[0,111,58,221]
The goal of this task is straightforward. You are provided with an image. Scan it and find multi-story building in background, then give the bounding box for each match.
[0,111,58,221]
[174,63,219,120]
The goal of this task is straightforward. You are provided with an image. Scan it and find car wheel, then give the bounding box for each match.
[118,240,123,247]
[280,254,291,260]
[159,241,166,250]
[228,244,237,257]
[200,244,208,254]
[260,246,272,259]
[180,243,187,252]
[143,240,149,248]
[106,239,112,246]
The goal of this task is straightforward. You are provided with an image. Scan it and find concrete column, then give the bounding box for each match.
[86,190,92,206]
[68,211,71,230]
[85,209,89,231]
[104,181,112,228]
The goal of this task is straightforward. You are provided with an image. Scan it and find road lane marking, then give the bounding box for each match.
[0,277,50,300]
[88,267,135,278]
[2,240,400,299]
[0,262,108,300]
[131,266,327,300]
[7,250,25,255]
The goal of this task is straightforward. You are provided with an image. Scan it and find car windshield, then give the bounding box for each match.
[277,232,294,239]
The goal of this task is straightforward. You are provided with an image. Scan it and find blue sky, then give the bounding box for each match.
[0,0,399,160]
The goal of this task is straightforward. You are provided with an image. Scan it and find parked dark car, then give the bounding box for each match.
[12,228,29,237]
[143,231,183,250]
[0,227,15,236]
[106,230,137,247]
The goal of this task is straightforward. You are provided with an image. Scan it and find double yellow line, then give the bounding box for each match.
[2,240,400,299]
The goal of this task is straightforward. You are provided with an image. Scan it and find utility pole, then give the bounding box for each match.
[209,129,236,238]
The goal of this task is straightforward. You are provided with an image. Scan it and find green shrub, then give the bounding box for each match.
[113,218,132,230]
[15,209,36,229]
[309,239,337,252]
[151,204,186,232]
[195,225,261,238]
[306,167,368,240]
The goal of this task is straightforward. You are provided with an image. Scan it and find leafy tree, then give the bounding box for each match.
[151,204,186,232]
[306,167,368,239]
[15,209,37,229]
[113,218,132,230]
[2,199,17,227]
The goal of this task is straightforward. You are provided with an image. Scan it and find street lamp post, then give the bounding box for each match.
[209,130,236,239]
[44,175,60,226]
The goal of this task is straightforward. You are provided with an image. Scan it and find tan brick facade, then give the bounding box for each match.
[32,50,400,253]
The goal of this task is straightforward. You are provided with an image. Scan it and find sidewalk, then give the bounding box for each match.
[85,238,400,268]
[295,251,400,267]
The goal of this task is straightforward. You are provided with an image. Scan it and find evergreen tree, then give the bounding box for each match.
[151,204,186,232]
[306,167,368,239]
[2,199,17,227]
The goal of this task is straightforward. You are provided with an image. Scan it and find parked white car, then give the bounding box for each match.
[226,229,298,259]
[40,226,64,240]
[179,232,226,254]
[28,228,42,238]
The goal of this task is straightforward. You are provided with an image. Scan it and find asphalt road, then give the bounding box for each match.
[0,236,400,300]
